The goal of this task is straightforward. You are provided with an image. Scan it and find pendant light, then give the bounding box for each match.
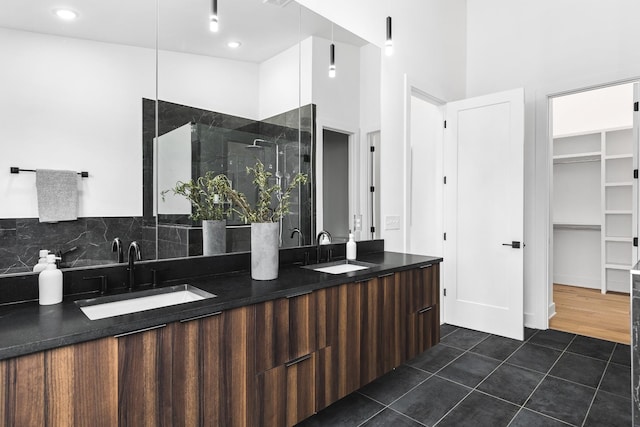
[329,23,336,78]
[210,0,219,32]
[385,16,393,56]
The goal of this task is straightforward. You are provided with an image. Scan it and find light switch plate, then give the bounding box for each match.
[385,215,400,230]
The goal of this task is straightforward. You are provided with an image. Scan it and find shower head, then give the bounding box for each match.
[246,138,269,149]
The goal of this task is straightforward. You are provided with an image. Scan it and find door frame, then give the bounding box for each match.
[537,77,640,329]
[315,118,360,238]
[403,76,446,323]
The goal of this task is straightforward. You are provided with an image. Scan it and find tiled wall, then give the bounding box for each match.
[0,217,155,274]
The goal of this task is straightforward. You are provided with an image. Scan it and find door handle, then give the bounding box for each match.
[502,241,521,249]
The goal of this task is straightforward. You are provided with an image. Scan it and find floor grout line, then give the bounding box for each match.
[580,342,618,427]
[314,327,629,427]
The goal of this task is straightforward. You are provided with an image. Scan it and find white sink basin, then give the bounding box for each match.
[76,284,216,320]
[303,260,378,275]
[313,263,370,274]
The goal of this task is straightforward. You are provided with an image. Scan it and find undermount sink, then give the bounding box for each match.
[76,284,216,320]
[302,260,378,275]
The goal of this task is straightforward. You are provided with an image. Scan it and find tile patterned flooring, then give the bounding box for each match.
[297,325,632,427]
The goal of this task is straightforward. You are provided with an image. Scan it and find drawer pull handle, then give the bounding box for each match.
[418,306,433,314]
[115,324,166,338]
[285,354,312,367]
[419,264,432,269]
[286,290,312,299]
[180,311,223,323]
[377,272,394,279]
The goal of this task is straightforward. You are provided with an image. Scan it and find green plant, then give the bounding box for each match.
[225,159,307,223]
[162,172,231,221]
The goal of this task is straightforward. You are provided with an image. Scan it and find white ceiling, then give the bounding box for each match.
[0,0,368,63]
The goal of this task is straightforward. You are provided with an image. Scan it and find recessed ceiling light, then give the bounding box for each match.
[227,41,241,49]
[54,9,78,21]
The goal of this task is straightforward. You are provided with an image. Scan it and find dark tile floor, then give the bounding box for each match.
[297,325,632,427]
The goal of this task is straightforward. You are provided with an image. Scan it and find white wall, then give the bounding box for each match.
[259,42,302,120]
[297,0,467,253]
[159,50,259,120]
[0,28,154,218]
[1,28,263,219]
[466,0,640,328]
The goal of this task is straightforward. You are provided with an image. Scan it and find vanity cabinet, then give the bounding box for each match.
[0,262,441,427]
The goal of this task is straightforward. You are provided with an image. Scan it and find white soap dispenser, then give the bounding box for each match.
[33,250,50,273]
[39,254,63,305]
[346,230,357,260]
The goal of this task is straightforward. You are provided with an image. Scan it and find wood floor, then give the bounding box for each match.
[550,284,630,345]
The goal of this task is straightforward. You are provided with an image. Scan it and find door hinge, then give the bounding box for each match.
[370,146,375,152]
[635,101,639,112]
[443,232,447,241]
[443,176,447,184]
[370,226,376,233]
[635,169,638,179]
[444,120,447,128]
[370,186,375,193]
[634,237,638,247]
[444,288,447,297]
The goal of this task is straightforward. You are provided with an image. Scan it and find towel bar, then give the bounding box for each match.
[10,167,89,178]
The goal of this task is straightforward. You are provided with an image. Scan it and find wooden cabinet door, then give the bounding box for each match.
[1,352,45,427]
[336,281,363,398]
[407,264,441,359]
[0,338,117,427]
[257,352,316,427]
[360,277,385,386]
[255,292,317,373]
[173,306,257,427]
[117,324,173,427]
[214,306,257,427]
[382,272,408,371]
[46,338,118,427]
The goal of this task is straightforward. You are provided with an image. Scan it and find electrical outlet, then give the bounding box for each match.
[385,215,400,230]
[353,215,362,231]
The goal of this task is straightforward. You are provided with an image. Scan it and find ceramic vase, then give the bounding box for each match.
[202,219,226,256]
[251,222,279,280]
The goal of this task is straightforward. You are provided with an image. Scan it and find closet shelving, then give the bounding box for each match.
[553,126,635,294]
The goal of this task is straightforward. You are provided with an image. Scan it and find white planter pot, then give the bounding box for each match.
[251,222,279,280]
[202,219,226,256]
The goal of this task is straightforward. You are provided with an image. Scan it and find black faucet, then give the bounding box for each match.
[316,230,332,263]
[291,227,304,245]
[112,237,123,263]
[127,241,141,291]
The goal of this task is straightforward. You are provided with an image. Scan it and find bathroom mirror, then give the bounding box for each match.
[0,0,378,275]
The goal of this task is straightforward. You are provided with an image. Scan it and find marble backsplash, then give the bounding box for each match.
[0,217,155,274]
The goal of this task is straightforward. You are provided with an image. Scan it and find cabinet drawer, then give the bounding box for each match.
[255,292,317,373]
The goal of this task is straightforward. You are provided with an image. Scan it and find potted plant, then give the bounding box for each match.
[163,172,231,256]
[223,159,307,280]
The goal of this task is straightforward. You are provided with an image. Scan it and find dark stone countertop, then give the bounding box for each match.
[0,251,442,360]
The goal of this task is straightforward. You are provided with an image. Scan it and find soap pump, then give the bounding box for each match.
[33,249,50,273]
[39,254,63,305]
[346,230,357,260]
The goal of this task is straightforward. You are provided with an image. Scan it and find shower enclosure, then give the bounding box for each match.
[150,100,314,259]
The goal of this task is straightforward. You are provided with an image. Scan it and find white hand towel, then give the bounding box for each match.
[36,169,79,223]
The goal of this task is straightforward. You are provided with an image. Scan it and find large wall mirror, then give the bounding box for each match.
[0,0,380,275]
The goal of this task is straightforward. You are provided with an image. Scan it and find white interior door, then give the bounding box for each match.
[444,88,525,340]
